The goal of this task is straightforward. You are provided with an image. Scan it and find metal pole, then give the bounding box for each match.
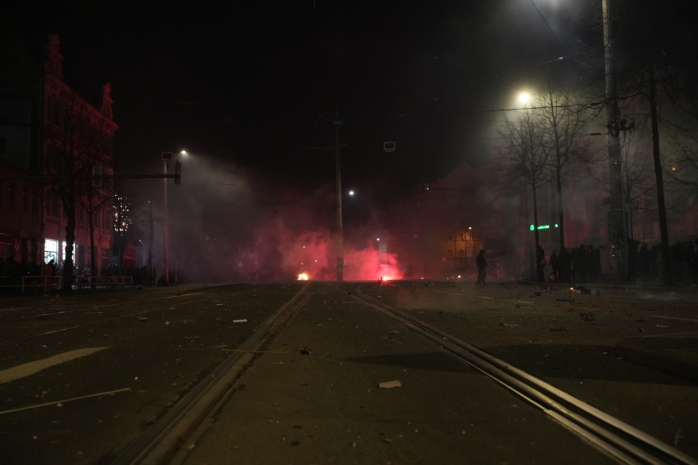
[163,160,170,284]
[148,201,153,285]
[602,0,627,282]
[334,109,344,281]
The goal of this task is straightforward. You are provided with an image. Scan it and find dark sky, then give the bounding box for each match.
[8,0,600,203]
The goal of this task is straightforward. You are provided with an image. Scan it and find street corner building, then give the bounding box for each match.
[0,33,118,287]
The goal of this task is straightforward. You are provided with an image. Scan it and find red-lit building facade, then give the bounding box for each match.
[0,34,117,275]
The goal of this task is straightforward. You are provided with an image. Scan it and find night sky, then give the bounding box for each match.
[6,0,600,203]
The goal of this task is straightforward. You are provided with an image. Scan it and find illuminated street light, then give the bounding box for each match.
[518,91,532,105]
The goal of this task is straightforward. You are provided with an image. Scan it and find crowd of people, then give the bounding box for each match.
[536,239,698,284]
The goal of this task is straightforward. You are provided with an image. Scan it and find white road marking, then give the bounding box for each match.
[0,347,108,384]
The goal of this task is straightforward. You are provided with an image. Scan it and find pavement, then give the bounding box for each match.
[169,279,698,465]
[535,280,698,381]
[617,333,698,380]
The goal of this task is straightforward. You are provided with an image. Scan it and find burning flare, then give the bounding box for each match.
[297,272,309,281]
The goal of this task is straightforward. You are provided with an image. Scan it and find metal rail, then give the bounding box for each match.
[353,290,698,465]
[109,283,311,465]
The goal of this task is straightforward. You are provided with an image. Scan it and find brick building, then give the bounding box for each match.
[0,33,117,276]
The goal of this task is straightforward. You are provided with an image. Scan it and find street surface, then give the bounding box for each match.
[0,280,696,464]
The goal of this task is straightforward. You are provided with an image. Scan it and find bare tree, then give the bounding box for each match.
[44,89,115,291]
[537,84,592,250]
[498,110,550,279]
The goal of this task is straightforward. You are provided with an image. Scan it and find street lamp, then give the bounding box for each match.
[334,109,344,281]
[162,149,187,284]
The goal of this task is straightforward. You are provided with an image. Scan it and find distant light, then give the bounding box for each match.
[297,272,309,281]
[180,150,188,156]
[348,190,355,196]
[518,92,531,104]
[376,237,381,241]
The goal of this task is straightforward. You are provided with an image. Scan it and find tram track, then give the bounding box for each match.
[6,281,690,464]
[109,283,311,465]
[352,288,697,465]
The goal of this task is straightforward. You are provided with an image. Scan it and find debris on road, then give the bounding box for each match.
[580,312,596,322]
[378,380,402,389]
[233,319,247,323]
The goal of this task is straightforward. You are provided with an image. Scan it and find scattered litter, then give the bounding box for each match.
[499,323,519,327]
[104,333,111,337]
[556,298,575,302]
[389,330,400,335]
[378,380,402,389]
[656,324,669,328]
[579,312,596,322]
[139,317,148,321]
[299,348,311,355]
[233,319,247,324]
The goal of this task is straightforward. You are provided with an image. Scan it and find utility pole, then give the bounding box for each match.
[163,154,170,284]
[334,107,344,281]
[148,201,154,285]
[603,0,627,282]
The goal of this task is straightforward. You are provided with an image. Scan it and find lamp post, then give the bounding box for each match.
[162,149,186,285]
[334,109,344,281]
[162,152,171,284]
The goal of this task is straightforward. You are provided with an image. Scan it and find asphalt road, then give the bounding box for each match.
[0,280,696,464]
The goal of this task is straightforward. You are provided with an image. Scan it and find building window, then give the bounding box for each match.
[459,249,465,257]
[44,239,59,264]
[447,250,453,258]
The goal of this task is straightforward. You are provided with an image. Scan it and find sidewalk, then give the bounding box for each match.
[523,278,698,381]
